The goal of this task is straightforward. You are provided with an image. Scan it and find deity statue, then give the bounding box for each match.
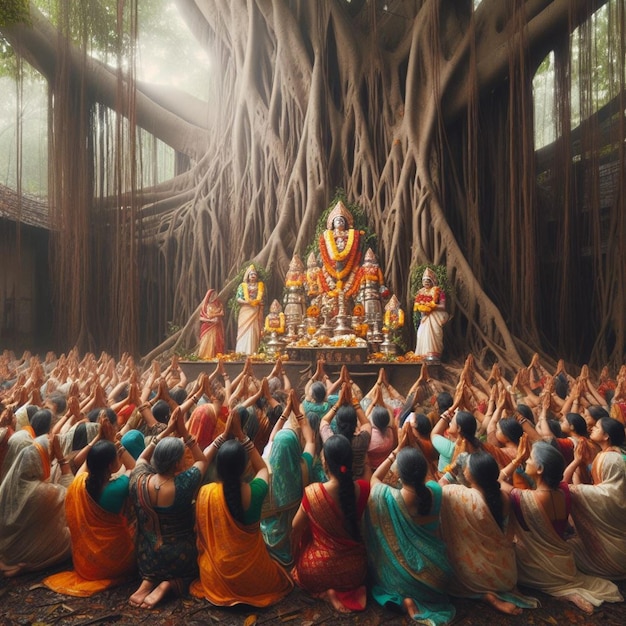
[358,248,388,327]
[305,252,323,305]
[383,294,405,332]
[235,264,265,355]
[318,200,362,300]
[265,299,286,357]
[196,289,225,359]
[283,253,306,335]
[413,267,449,362]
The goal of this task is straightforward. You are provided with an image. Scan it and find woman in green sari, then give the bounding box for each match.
[260,390,316,566]
[364,425,455,625]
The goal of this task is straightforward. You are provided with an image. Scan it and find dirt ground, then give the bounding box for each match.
[1,560,624,626]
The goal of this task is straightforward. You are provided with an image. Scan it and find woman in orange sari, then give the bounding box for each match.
[43,433,137,596]
[197,289,225,359]
[191,410,292,606]
[292,434,370,613]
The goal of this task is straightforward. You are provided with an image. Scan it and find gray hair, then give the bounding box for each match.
[532,441,564,489]
[152,437,184,475]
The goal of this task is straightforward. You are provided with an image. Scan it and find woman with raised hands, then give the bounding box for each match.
[190,408,293,607]
[128,406,208,609]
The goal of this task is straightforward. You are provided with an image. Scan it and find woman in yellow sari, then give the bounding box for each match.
[43,432,137,596]
[191,410,292,607]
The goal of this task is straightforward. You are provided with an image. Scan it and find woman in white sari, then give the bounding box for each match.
[0,435,71,576]
[440,451,538,615]
[235,265,265,355]
[567,417,626,579]
[505,441,623,614]
[413,268,448,362]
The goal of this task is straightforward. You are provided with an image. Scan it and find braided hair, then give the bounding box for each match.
[85,440,117,503]
[323,435,360,540]
[467,451,504,530]
[396,447,432,515]
[216,439,248,524]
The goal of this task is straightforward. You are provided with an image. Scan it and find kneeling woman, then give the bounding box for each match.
[191,410,293,606]
[365,428,455,625]
[44,438,137,596]
[292,435,370,613]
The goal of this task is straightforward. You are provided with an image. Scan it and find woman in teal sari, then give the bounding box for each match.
[364,426,455,625]
[260,390,316,566]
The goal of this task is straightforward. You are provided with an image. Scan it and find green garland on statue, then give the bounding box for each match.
[227,262,271,320]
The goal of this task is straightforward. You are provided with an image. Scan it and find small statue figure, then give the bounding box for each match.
[413,267,449,362]
[381,294,404,356]
[197,289,225,359]
[306,252,323,307]
[235,264,265,355]
[283,253,306,334]
[264,299,286,357]
[359,248,388,328]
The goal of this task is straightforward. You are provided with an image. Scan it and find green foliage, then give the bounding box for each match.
[0,0,30,28]
[305,188,377,261]
[227,262,271,320]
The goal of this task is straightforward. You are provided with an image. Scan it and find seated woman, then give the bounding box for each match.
[365,427,455,625]
[567,417,626,579]
[440,451,538,615]
[366,384,397,470]
[292,434,370,613]
[128,407,208,609]
[190,410,293,606]
[503,440,623,613]
[0,435,71,577]
[43,422,137,596]
[260,390,316,567]
[321,382,372,479]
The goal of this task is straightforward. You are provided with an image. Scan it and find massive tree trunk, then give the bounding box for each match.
[1,0,623,373]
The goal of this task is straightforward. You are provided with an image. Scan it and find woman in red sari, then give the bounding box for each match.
[291,434,370,613]
[197,289,225,359]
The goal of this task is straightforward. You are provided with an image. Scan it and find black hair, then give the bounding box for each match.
[414,413,432,437]
[371,406,390,433]
[565,413,588,437]
[310,381,326,404]
[323,435,360,540]
[533,441,565,489]
[436,392,453,413]
[587,405,610,422]
[455,411,481,449]
[598,417,625,448]
[72,422,88,450]
[554,374,569,400]
[547,418,563,438]
[468,452,504,530]
[498,417,523,445]
[87,407,118,426]
[151,399,170,424]
[216,439,248,524]
[86,440,117,502]
[396,447,432,516]
[169,387,187,405]
[335,406,357,442]
[517,404,535,424]
[30,409,52,437]
[25,404,39,421]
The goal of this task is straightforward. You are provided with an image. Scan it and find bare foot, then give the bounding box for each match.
[484,592,522,615]
[563,593,594,614]
[141,580,172,609]
[318,589,350,613]
[129,580,154,607]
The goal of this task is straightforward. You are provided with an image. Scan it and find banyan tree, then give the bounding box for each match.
[0,0,624,372]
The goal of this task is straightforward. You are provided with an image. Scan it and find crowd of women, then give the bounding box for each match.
[0,348,624,624]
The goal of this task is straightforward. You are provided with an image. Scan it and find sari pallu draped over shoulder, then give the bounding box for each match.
[440,485,538,609]
[365,481,455,626]
[292,481,369,597]
[191,482,293,606]
[0,436,70,573]
[511,485,623,607]
[569,450,626,579]
[43,473,136,596]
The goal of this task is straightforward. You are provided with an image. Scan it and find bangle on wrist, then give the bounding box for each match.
[240,435,252,446]
[212,434,225,449]
[295,414,304,421]
[117,445,126,456]
[278,414,287,421]
[185,436,197,448]
[388,451,396,462]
